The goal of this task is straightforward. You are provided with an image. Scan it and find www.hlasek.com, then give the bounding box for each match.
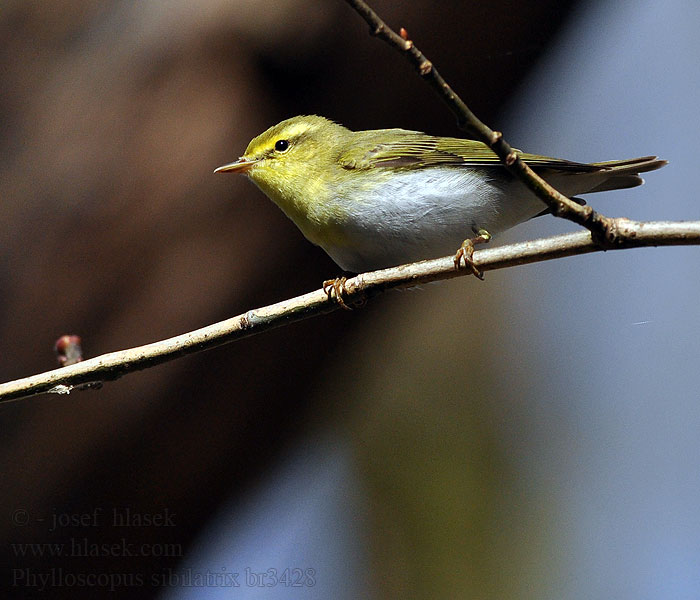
[12,537,182,558]
[14,567,317,592]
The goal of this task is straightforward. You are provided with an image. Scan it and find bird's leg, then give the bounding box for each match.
[323,276,353,310]
[454,228,491,279]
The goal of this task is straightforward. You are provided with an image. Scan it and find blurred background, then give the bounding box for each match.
[1,0,698,598]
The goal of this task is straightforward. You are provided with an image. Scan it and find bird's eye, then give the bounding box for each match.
[275,139,290,153]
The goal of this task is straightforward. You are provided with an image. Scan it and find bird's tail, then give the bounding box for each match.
[586,156,667,193]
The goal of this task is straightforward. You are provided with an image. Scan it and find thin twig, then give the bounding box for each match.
[1,219,698,404]
[343,0,615,242]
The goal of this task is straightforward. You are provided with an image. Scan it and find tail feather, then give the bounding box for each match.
[590,156,667,171]
[586,156,667,193]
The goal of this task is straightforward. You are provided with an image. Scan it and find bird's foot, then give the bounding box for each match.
[453,229,491,279]
[323,277,353,310]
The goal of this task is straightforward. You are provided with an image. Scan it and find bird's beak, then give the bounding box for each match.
[214,157,256,174]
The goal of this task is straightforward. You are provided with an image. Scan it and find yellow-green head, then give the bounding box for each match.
[215,116,352,227]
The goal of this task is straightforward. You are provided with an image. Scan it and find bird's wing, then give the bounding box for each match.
[338,130,600,172]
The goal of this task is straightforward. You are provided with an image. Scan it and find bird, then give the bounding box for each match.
[215,115,666,275]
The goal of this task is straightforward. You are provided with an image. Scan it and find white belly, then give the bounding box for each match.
[324,167,545,272]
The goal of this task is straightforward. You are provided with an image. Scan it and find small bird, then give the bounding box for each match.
[215,115,666,274]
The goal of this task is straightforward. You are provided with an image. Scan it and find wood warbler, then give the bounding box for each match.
[215,115,666,273]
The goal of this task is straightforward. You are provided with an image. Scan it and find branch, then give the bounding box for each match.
[343,0,618,242]
[1,220,698,403]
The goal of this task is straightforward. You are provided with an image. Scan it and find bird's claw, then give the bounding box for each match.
[453,230,491,279]
[453,240,483,279]
[323,277,353,310]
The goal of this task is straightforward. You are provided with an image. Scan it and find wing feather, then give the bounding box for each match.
[338,129,600,173]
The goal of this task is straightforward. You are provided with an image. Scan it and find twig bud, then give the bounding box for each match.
[55,335,83,367]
